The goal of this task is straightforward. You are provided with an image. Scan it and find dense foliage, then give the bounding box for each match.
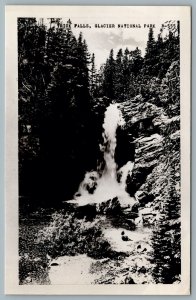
[18,18,100,203]
[98,22,180,103]
[38,211,112,259]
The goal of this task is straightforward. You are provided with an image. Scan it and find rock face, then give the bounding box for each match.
[118,90,181,283]
[97,197,121,215]
[74,196,138,228]
[119,94,180,214]
[115,126,135,169]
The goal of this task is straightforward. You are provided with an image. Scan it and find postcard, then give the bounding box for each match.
[5,5,191,295]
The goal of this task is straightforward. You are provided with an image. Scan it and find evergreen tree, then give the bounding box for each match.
[151,171,181,283]
[89,53,97,97]
[18,17,47,139]
[102,49,115,99]
[143,28,159,77]
[18,18,97,202]
[129,47,143,77]
[122,48,130,100]
[159,61,180,117]
[114,48,124,100]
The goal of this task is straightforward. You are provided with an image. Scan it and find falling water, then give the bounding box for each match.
[69,103,135,208]
[101,104,125,178]
[119,161,134,190]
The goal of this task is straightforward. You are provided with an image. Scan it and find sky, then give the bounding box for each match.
[42,14,175,69]
[72,23,162,68]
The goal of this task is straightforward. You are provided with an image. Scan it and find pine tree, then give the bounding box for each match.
[143,28,158,77]
[89,53,97,97]
[114,48,124,100]
[151,186,181,283]
[19,18,96,201]
[18,18,48,137]
[159,60,180,117]
[129,47,143,77]
[102,49,115,99]
[122,47,130,100]
[151,137,181,284]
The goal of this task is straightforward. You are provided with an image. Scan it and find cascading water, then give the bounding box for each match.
[118,161,134,190]
[101,104,124,178]
[69,103,135,208]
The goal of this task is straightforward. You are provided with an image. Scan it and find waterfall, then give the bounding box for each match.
[101,104,125,178]
[118,161,134,190]
[69,103,135,208]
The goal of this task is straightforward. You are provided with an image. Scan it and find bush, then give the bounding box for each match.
[37,211,112,259]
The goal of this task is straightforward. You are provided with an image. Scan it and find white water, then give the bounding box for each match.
[101,104,124,178]
[69,103,135,208]
[118,161,134,190]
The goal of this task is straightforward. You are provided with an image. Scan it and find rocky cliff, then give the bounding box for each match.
[118,76,181,283]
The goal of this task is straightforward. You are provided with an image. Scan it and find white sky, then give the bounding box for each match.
[44,16,166,68]
[72,23,161,68]
[42,15,175,69]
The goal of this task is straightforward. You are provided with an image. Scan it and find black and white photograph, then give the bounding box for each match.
[5,6,190,295]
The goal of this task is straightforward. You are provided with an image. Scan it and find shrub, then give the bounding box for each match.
[37,211,112,259]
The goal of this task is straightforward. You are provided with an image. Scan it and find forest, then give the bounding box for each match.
[19,18,181,285]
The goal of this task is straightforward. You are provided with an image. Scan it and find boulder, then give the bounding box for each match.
[138,266,147,274]
[121,235,130,242]
[124,276,135,284]
[97,197,121,215]
[75,204,97,221]
[135,191,154,207]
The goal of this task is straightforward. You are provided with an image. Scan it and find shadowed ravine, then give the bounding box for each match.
[48,103,154,284]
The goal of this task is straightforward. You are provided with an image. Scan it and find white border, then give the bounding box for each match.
[5,5,191,295]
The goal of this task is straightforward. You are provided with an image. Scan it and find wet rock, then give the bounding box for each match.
[138,266,147,274]
[131,202,139,213]
[135,191,154,207]
[124,276,135,284]
[121,207,138,220]
[97,197,121,215]
[75,192,81,197]
[154,204,160,211]
[112,216,136,230]
[115,127,135,168]
[51,262,59,266]
[141,248,147,253]
[121,235,129,242]
[126,165,154,196]
[81,171,99,194]
[75,204,97,221]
